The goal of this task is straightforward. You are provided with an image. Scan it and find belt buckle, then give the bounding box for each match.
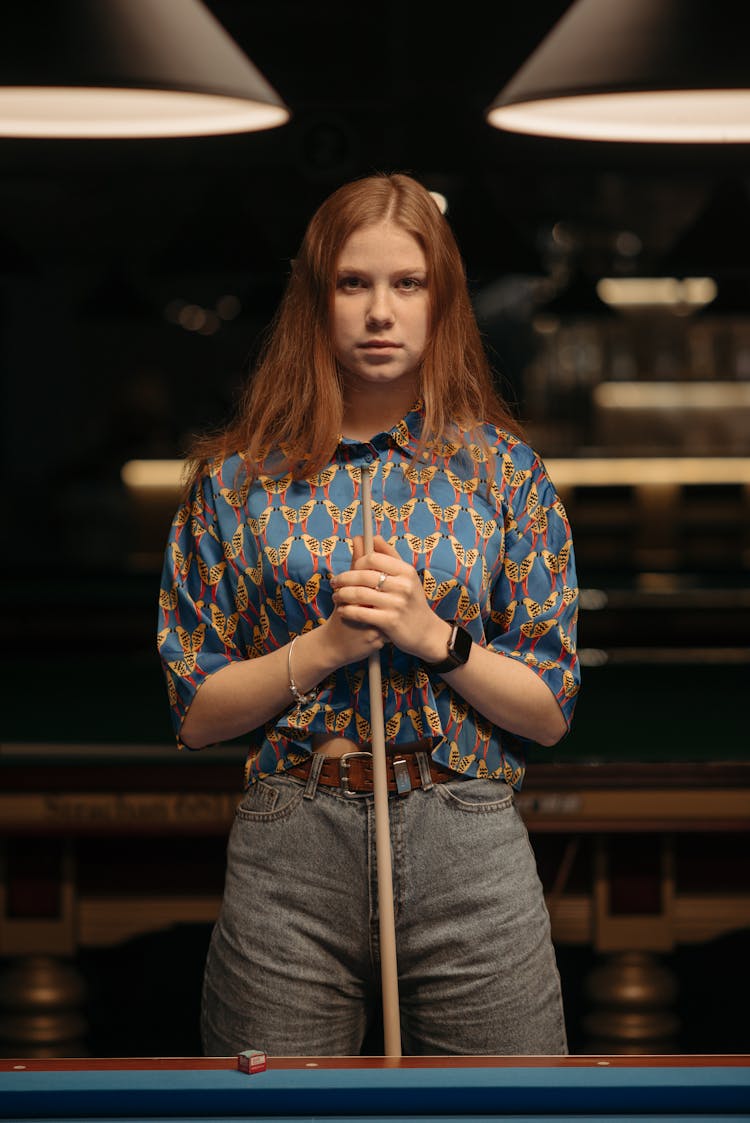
[392,757,412,796]
[339,751,373,796]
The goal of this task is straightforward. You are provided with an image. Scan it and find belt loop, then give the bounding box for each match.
[415,751,435,791]
[303,751,326,799]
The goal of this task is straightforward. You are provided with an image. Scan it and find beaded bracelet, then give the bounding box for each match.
[287,636,316,705]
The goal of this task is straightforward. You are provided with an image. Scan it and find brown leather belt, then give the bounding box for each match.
[286,751,457,796]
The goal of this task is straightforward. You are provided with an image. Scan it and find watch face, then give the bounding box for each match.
[449,624,472,666]
[426,623,472,673]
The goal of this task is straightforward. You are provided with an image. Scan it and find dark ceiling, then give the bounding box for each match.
[1,1,749,731]
[2,0,750,293]
[3,0,750,500]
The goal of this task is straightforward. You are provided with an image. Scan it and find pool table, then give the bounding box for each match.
[1,1056,749,1121]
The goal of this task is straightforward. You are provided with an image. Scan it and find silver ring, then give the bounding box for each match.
[376,572,388,592]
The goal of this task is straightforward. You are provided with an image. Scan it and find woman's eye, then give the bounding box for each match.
[338,276,363,290]
[398,277,424,291]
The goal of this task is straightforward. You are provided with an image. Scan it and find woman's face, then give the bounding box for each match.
[332,221,429,395]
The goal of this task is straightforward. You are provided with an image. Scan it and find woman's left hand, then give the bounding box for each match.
[330,535,451,663]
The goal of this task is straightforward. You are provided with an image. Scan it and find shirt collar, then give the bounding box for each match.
[336,399,424,459]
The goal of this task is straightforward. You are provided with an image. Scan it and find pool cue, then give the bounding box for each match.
[360,465,402,1058]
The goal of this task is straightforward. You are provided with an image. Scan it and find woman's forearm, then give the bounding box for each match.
[179,610,387,749]
[180,628,336,748]
[181,617,566,751]
[442,641,568,747]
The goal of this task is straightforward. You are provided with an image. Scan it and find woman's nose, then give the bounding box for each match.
[366,286,394,326]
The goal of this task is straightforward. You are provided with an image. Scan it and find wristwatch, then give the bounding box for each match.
[425,623,473,673]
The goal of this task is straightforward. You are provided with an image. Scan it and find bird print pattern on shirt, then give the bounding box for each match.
[158,407,580,790]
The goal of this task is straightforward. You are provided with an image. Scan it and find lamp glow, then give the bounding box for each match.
[489,91,750,144]
[0,1,289,139]
[121,456,750,494]
[487,0,750,144]
[596,277,717,309]
[0,88,288,138]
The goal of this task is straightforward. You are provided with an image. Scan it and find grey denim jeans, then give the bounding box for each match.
[201,754,567,1056]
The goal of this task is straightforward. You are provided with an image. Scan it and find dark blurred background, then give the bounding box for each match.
[1,1,748,1059]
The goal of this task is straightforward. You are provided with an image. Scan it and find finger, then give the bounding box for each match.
[336,564,399,594]
[332,568,377,592]
[326,612,387,657]
[350,535,364,565]
[372,535,401,559]
[352,549,405,577]
[336,601,390,633]
[332,575,391,602]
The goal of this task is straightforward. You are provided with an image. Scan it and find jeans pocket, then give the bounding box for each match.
[437,777,515,813]
[235,776,305,822]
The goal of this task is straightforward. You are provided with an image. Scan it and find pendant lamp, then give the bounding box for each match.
[487,0,750,143]
[0,0,289,138]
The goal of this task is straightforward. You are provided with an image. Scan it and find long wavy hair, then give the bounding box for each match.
[183,172,522,488]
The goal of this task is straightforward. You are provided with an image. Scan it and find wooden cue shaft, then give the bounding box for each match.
[360,466,402,1058]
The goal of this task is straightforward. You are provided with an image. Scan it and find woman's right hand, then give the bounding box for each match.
[314,600,387,669]
[314,536,385,666]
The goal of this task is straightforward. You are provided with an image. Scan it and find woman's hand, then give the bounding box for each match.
[330,535,451,663]
[314,594,388,668]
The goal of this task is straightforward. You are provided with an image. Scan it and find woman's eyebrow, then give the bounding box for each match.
[336,263,427,274]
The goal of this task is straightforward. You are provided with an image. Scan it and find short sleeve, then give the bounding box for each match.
[486,448,580,731]
[156,468,251,748]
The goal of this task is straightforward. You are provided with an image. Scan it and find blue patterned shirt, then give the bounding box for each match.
[157,406,580,789]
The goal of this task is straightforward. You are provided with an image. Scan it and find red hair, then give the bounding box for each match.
[184,173,522,487]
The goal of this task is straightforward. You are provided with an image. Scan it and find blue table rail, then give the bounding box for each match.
[1,1055,749,1122]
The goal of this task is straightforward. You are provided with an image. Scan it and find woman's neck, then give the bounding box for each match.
[341,381,417,442]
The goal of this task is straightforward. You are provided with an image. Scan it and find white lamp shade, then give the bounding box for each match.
[0,0,290,138]
[487,0,750,143]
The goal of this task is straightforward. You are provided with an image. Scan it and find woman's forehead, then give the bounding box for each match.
[336,222,426,268]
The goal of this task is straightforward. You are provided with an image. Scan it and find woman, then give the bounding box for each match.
[158,173,580,1056]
